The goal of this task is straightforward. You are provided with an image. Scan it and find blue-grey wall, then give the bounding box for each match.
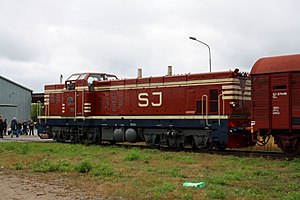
[0,76,32,124]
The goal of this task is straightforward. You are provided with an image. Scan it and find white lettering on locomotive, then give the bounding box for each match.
[151,92,162,107]
[138,92,162,107]
[138,93,149,107]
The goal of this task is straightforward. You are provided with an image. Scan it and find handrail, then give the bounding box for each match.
[74,90,77,121]
[37,100,41,123]
[82,90,84,119]
[46,93,50,123]
[201,95,209,126]
[218,94,224,125]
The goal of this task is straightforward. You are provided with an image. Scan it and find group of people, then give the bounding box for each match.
[0,116,35,138]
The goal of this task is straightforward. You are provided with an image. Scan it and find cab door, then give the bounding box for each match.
[63,91,76,116]
[271,74,290,129]
[63,87,85,117]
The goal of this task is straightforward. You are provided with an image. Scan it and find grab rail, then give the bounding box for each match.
[201,95,209,126]
[218,94,225,125]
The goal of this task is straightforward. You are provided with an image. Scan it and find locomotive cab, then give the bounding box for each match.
[65,73,118,91]
[63,72,118,117]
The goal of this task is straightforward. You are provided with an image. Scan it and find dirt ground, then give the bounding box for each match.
[0,169,121,200]
[0,170,85,200]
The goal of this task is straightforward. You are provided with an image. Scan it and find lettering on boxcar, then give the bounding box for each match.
[272,106,280,115]
[273,92,287,99]
[138,92,162,107]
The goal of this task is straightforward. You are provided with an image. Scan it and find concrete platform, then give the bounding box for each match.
[0,135,53,142]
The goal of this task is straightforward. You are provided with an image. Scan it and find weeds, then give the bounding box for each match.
[75,160,93,173]
[32,158,59,173]
[123,148,142,161]
[13,162,24,170]
[152,182,175,199]
[57,160,72,172]
[207,185,225,200]
[92,163,115,177]
[180,193,193,200]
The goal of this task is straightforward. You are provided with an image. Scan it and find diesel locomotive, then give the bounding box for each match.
[37,54,300,155]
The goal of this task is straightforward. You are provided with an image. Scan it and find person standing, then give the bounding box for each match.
[0,116,3,138]
[10,117,19,138]
[22,120,28,135]
[17,121,22,135]
[29,120,35,136]
[3,119,7,135]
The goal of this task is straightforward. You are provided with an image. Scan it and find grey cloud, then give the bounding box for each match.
[0,0,300,92]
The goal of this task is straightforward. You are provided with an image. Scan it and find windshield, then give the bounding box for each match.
[67,73,87,80]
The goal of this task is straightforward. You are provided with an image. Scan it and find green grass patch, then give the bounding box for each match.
[152,182,175,200]
[92,163,116,177]
[13,162,24,170]
[0,142,299,200]
[32,158,59,173]
[75,160,93,173]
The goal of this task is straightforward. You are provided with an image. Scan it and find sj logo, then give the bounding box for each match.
[138,92,162,107]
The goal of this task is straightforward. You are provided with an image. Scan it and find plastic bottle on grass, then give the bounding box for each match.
[182,182,206,188]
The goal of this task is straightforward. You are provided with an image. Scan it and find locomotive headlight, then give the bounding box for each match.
[230,127,237,133]
[229,101,236,107]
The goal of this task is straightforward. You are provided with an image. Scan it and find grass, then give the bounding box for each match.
[0,142,299,199]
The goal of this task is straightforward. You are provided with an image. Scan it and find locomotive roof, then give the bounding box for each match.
[67,72,118,80]
[251,54,300,75]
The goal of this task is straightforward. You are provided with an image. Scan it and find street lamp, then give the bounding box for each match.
[37,100,41,123]
[189,37,212,72]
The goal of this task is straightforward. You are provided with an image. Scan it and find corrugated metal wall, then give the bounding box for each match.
[0,76,32,123]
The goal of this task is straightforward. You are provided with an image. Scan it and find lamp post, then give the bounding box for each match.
[37,100,41,123]
[189,37,212,72]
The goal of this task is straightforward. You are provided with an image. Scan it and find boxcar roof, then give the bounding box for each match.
[251,54,300,75]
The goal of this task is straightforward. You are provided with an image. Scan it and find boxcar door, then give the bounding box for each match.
[271,74,290,129]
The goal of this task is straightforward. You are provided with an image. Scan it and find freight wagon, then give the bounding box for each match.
[251,54,300,155]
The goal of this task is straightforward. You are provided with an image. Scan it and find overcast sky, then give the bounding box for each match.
[0,0,299,92]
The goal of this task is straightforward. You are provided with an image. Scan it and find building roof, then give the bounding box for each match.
[32,93,44,103]
[250,54,300,75]
[0,75,32,92]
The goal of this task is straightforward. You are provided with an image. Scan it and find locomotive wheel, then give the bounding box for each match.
[192,136,214,150]
[216,143,227,151]
[192,139,213,150]
[109,140,117,145]
[277,134,300,156]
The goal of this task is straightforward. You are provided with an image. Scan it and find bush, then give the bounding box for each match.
[32,158,59,173]
[75,160,93,173]
[57,160,72,172]
[92,164,115,177]
[13,162,24,170]
[123,148,142,161]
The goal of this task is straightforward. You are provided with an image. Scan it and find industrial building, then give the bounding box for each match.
[0,75,32,123]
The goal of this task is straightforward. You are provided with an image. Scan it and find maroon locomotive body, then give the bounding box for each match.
[40,69,254,150]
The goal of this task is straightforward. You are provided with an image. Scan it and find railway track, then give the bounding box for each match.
[205,149,291,160]
[2,136,295,159]
[107,142,295,160]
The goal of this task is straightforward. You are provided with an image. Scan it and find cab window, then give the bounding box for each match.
[105,75,118,81]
